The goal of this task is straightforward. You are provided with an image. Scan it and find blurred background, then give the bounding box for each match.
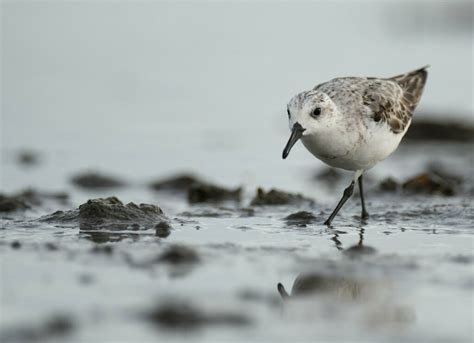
[1,2,473,342]
[1,0,473,196]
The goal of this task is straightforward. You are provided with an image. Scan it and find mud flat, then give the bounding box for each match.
[1,146,473,343]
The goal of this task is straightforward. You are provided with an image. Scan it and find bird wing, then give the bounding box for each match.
[362,66,428,133]
[361,79,411,134]
[315,67,428,134]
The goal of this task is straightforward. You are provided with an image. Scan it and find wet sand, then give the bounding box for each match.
[1,137,473,343]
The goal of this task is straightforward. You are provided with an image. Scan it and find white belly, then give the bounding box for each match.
[301,121,409,171]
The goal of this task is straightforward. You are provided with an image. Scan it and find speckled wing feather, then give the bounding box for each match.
[315,66,428,134]
[361,79,410,133]
[363,66,428,133]
[389,66,428,113]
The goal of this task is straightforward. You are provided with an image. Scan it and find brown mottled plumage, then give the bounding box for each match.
[314,66,428,133]
[367,66,428,133]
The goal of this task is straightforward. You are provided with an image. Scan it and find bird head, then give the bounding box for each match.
[282,90,337,159]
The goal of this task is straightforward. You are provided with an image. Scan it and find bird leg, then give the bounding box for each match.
[358,174,369,220]
[324,181,355,226]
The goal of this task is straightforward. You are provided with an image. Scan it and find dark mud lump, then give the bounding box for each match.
[40,196,167,231]
[284,211,317,226]
[187,183,241,204]
[149,174,204,192]
[402,173,455,196]
[251,188,314,206]
[71,172,125,189]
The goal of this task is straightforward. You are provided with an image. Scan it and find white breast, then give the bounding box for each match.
[301,119,409,171]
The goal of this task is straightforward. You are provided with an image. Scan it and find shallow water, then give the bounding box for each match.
[1,1,473,342]
[1,139,473,343]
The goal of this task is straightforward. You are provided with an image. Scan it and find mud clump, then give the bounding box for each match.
[78,197,165,229]
[251,188,314,206]
[20,189,69,206]
[155,221,172,238]
[379,163,463,195]
[39,209,79,224]
[0,188,67,212]
[150,173,242,203]
[1,315,74,342]
[11,241,21,249]
[188,183,241,204]
[402,173,455,196]
[0,194,31,212]
[146,301,251,329]
[426,163,464,186]
[284,211,317,226]
[379,177,399,192]
[149,174,204,192]
[17,149,40,166]
[40,196,167,231]
[71,171,125,189]
[157,245,200,265]
[405,120,474,142]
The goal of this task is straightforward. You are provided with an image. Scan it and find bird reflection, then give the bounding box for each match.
[278,227,375,301]
[330,227,377,256]
[277,227,415,327]
[278,273,365,300]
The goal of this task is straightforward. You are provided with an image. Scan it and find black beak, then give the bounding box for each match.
[282,123,305,159]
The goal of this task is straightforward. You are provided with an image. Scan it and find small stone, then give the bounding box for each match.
[155,221,171,238]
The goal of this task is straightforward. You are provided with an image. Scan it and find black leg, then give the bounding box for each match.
[324,181,355,226]
[358,175,369,220]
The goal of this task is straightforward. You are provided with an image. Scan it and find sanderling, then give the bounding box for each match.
[283,66,428,225]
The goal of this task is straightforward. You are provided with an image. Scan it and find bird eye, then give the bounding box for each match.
[311,107,321,118]
[287,108,291,119]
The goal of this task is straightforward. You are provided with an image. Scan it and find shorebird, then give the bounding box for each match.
[282,66,428,225]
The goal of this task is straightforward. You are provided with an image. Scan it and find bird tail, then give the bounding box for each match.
[389,66,429,112]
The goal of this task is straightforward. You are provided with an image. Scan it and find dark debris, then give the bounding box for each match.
[71,171,125,189]
[157,245,200,265]
[155,221,172,238]
[149,174,204,192]
[188,183,241,204]
[284,211,317,226]
[251,188,314,206]
[146,301,251,329]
